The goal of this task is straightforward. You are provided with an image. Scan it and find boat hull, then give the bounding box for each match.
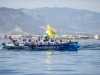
[2,42,78,51]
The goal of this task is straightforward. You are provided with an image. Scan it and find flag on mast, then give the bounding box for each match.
[46,24,56,38]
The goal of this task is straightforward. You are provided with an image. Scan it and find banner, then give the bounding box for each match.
[46,24,56,38]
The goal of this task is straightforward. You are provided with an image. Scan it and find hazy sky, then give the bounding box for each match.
[0,0,100,13]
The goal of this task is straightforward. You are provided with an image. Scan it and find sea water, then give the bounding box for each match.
[0,40,100,75]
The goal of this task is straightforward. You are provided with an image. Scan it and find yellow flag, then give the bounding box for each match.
[46,24,56,38]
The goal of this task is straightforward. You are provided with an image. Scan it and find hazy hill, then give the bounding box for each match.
[0,7,46,35]
[20,7,100,34]
[0,7,100,35]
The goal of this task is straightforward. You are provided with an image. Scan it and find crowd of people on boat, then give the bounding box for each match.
[8,36,74,46]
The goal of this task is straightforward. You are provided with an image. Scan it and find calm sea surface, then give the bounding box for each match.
[0,40,100,75]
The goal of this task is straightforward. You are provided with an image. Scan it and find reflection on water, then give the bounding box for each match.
[45,51,53,74]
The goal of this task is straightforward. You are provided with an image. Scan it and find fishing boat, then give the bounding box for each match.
[2,42,78,51]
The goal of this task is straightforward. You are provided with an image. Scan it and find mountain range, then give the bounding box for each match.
[0,7,46,35]
[0,7,100,35]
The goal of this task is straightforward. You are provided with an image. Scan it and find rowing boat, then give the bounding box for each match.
[2,42,78,51]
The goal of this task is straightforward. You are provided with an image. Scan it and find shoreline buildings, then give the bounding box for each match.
[0,34,97,40]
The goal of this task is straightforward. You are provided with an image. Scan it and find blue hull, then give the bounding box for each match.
[3,42,78,51]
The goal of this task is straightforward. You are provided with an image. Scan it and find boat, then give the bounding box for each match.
[2,42,78,51]
[1,24,78,51]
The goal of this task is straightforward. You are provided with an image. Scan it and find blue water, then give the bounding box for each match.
[0,40,100,75]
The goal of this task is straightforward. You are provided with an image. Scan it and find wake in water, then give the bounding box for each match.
[78,44,100,50]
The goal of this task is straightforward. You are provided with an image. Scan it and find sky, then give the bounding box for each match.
[0,0,100,13]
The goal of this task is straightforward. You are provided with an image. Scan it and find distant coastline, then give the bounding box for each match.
[0,34,100,40]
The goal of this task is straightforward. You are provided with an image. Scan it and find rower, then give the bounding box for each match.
[46,41,50,45]
[50,38,54,42]
[21,39,25,44]
[15,40,19,46]
[28,39,31,45]
[36,36,40,42]
[30,41,34,46]
[53,40,57,45]
[9,36,17,45]
[60,39,63,44]
[38,39,42,45]
[28,39,34,46]
[22,39,28,46]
